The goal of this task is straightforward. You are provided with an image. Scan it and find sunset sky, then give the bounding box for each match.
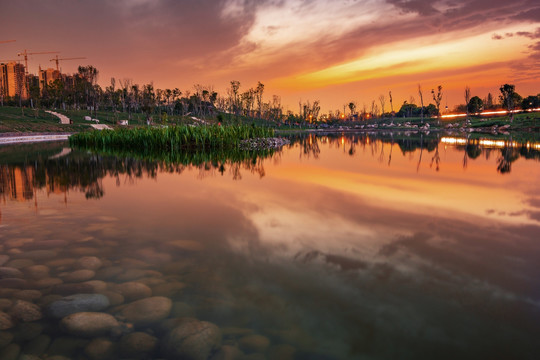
[1,0,539,113]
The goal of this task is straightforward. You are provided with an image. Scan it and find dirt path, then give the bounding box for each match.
[45,110,71,124]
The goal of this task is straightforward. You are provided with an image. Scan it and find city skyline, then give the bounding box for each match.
[1,0,539,112]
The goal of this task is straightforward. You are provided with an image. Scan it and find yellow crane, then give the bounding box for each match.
[50,55,86,71]
[17,49,60,76]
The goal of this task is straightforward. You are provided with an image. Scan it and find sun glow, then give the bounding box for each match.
[273,24,535,90]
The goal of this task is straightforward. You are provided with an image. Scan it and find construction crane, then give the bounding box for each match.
[17,49,60,76]
[0,40,16,44]
[50,55,86,71]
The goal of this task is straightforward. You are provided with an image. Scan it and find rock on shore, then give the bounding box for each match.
[239,137,290,150]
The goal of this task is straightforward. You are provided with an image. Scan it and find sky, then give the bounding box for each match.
[1,0,539,113]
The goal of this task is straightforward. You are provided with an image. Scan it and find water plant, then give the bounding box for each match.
[69,125,275,152]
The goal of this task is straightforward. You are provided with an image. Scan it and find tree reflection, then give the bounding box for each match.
[287,132,540,174]
[0,146,280,202]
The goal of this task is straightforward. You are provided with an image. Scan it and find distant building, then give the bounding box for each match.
[0,61,28,100]
[38,66,62,92]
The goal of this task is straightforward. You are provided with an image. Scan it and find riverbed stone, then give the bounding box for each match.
[12,322,44,341]
[9,300,42,322]
[5,259,34,269]
[119,332,158,359]
[45,258,76,270]
[171,302,195,318]
[60,269,95,283]
[22,265,50,280]
[46,294,110,319]
[120,296,172,327]
[210,345,244,360]
[47,336,90,357]
[14,250,57,261]
[0,255,9,266]
[12,290,42,302]
[60,312,120,338]
[238,335,270,354]
[21,334,51,356]
[29,277,63,289]
[76,256,103,271]
[152,282,186,298]
[115,269,147,282]
[161,318,221,360]
[0,278,27,289]
[81,280,108,292]
[0,311,14,330]
[84,337,117,360]
[0,299,13,311]
[0,330,14,348]
[95,266,124,280]
[4,238,33,248]
[114,282,152,301]
[101,291,124,306]
[0,343,20,360]
[24,240,68,250]
[0,267,23,279]
[51,283,94,295]
[267,344,296,360]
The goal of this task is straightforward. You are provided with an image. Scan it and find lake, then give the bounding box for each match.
[1,132,540,360]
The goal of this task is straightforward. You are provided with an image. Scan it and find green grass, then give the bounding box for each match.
[0,106,88,133]
[69,125,275,152]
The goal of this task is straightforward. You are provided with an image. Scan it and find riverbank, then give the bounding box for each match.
[0,132,73,144]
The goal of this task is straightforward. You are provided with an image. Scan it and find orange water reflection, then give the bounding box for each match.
[2,135,540,358]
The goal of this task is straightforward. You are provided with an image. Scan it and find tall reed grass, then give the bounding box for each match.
[69,125,274,152]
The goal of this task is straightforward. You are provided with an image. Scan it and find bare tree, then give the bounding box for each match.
[378,94,386,117]
[389,91,393,115]
[431,85,443,124]
[418,84,424,123]
[465,85,471,120]
[255,81,264,119]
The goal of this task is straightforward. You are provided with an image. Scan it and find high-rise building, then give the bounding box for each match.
[0,61,28,100]
[38,66,61,92]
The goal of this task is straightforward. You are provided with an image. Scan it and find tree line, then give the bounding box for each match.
[2,64,539,123]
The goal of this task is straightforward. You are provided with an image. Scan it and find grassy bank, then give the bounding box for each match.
[0,106,88,133]
[69,125,274,152]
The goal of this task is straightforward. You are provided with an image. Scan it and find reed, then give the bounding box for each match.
[69,125,275,152]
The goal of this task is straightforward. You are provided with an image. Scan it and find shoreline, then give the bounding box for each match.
[0,132,73,145]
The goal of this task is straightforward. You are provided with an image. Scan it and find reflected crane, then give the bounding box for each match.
[50,55,86,71]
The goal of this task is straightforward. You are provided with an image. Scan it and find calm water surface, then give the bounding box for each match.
[1,133,540,360]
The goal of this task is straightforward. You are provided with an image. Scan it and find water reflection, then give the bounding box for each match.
[1,134,540,359]
[0,142,278,203]
[289,132,540,174]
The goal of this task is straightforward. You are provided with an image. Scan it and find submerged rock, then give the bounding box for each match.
[46,294,110,319]
[60,312,120,338]
[239,137,290,150]
[114,282,152,301]
[120,296,172,327]
[119,332,158,358]
[9,300,42,322]
[238,334,270,354]
[161,318,222,360]
[0,311,15,330]
[84,337,117,360]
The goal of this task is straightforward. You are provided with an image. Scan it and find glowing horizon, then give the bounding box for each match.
[1,0,538,113]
